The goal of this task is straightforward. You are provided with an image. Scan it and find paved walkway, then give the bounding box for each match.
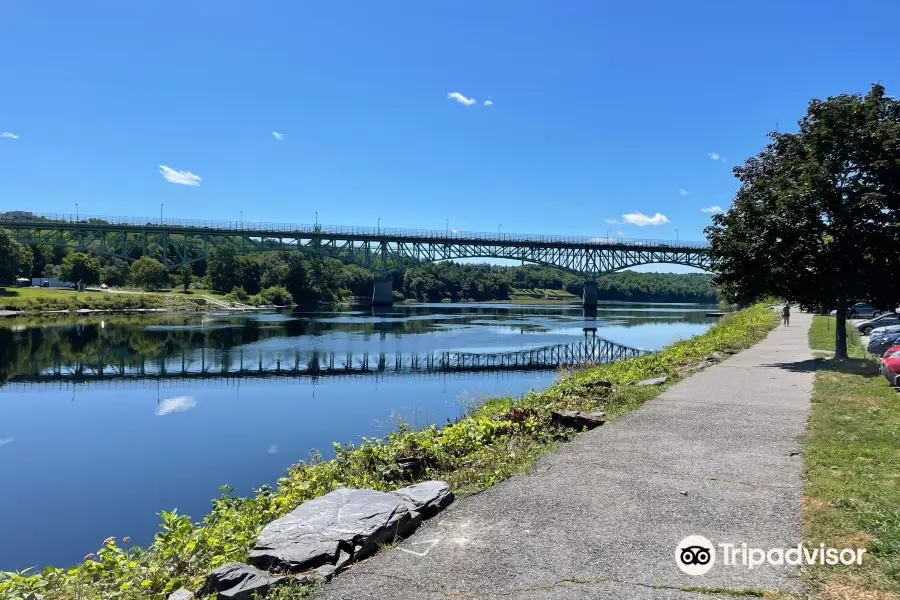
[313,312,814,599]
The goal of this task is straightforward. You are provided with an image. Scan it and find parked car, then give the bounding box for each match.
[871,324,900,338]
[867,332,900,356]
[857,312,900,335]
[830,302,886,319]
[100,283,108,290]
[881,350,900,386]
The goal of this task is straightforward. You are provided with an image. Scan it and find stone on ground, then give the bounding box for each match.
[249,488,421,573]
[392,481,454,518]
[637,376,668,386]
[197,562,288,600]
[550,409,606,430]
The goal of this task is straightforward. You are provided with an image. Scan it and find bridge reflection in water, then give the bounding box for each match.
[4,335,644,391]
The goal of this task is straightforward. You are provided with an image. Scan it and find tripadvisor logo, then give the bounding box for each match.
[675,536,866,575]
[676,535,715,575]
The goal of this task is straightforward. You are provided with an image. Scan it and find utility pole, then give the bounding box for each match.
[160,204,163,223]
[445,218,449,235]
[76,203,79,222]
[675,228,679,242]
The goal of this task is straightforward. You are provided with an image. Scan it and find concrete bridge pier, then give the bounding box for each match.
[372,277,394,307]
[582,280,598,308]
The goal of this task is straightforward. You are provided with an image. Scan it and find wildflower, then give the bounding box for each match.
[103,536,116,545]
[122,536,131,544]
[84,553,96,561]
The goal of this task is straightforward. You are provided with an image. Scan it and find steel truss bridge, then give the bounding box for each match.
[1,213,711,279]
[2,336,644,391]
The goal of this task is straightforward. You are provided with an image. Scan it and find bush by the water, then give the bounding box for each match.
[0,305,777,600]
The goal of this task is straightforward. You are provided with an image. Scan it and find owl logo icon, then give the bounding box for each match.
[676,536,716,575]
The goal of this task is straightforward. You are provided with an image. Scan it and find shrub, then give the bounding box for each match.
[258,285,294,306]
[225,286,249,303]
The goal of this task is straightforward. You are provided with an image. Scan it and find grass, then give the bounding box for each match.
[0,286,226,312]
[0,305,778,600]
[808,316,866,358]
[802,315,900,598]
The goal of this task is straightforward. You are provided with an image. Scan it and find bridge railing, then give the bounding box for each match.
[0,212,710,248]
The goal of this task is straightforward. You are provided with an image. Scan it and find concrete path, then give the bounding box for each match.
[312,312,814,599]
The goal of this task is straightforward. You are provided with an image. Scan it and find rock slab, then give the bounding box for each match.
[637,376,669,386]
[551,410,606,430]
[168,590,194,600]
[197,562,286,600]
[249,488,420,573]
[392,481,454,518]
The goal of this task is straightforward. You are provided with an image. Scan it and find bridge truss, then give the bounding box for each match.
[2,337,644,390]
[2,213,711,278]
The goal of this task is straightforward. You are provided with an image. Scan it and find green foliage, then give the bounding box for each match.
[0,229,31,284]
[207,245,243,293]
[401,262,717,303]
[129,257,167,290]
[225,286,249,303]
[178,265,193,292]
[101,258,130,287]
[59,252,101,285]
[706,83,900,358]
[0,305,777,600]
[0,292,166,312]
[257,285,293,306]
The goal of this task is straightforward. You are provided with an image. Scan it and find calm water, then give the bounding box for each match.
[0,302,717,570]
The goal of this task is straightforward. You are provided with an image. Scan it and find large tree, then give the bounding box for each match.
[130,257,167,290]
[206,245,243,293]
[0,229,31,284]
[59,252,101,285]
[706,83,900,358]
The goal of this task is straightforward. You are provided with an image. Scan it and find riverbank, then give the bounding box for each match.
[0,287,289,315]
[0,304,777,600]
[803,316,900,598]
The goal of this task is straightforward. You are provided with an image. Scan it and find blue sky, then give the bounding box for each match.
[1,0,898,245]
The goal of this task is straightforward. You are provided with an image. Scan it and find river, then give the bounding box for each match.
[0,301,718,571]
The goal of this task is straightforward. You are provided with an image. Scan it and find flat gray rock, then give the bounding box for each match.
[168,590,193,600]
[637,376,669,386]
[197,562,286,600]
[392,481,454,518]
[550,410,606,430]
[249,488,421,573]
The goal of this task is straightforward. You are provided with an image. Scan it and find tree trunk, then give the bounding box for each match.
[834,297,848,359]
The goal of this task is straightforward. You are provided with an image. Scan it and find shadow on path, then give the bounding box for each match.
[761,357,879,378]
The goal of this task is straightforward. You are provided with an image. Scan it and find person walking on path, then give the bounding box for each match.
[782,303,791,326]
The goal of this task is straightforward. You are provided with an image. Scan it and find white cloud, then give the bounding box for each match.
[701,206,724,213]
[708,152,723,161]
[484,99,494,106]
[617,231,624,236]
[605,218,621,224]
[272,131,284,141]
[1,132,19,140]
[267,445,279,454]
[156,396,196,416]
[621,212,670,226]
[679,188,689,196]
[447,92,476,106]
[159,165,201,186]
[0,438,12,447]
